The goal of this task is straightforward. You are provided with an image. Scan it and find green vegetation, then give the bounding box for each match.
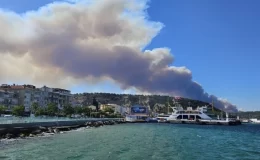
[73,93,215,112]
[0,105,7,114]
[63,103,74,117]
[12,105,25,116]
[46,103,59,116]
[31,102,39,114]
[237,111,260,119]
[103,107,114,114]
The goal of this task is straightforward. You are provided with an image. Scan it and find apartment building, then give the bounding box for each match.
[0,84,72,111]
[0,89,19,110]
[39,86,72,109]
[0,84,35,111]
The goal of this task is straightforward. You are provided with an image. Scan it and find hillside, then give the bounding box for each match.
[237,111,260,119]
[73,93,222,113]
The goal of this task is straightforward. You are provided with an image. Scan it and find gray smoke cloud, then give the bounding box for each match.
[0,0,238,112]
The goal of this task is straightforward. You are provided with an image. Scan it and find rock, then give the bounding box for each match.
[85,122,93,127]
[94,122,99,127]
[37,133,45,137]
[19,133,26,138]
[31,129,42,135]
[5,133,14,139]
[29,134,35,137]
[53,128,60,134]
[48,127,53,133]
[39,126,47,132]
[97,121,104,126]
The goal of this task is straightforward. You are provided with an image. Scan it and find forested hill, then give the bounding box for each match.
[73,92,222,112]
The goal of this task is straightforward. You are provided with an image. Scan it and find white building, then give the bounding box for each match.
[101,104,127,115]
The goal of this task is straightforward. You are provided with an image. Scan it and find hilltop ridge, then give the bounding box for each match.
[73,92,222,113]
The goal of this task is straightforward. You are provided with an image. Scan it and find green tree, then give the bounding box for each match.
[74,106,83,115]
[0,105,7,114]
[12,105,25,116]
[63,103,74,116]
[103,107,114,113]
[46,103,58,116]
[35,107,46,117]
[81,106,92,117]
[31,102,39,114]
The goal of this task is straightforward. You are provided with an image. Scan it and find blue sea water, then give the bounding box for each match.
[0,123,259,160]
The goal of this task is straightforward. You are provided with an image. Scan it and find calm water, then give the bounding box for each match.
[0,123,260,160]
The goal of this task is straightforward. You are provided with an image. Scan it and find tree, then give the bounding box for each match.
[63,103,74,116]
[46,103,58,116]
[74,106,83,115]
[0,105,7,114]
[35,107,46,117]
[12,106,25,116]
[103,107,114,114]
[92,97,99,111]
[81,106,92,117]
[31,102,39,114]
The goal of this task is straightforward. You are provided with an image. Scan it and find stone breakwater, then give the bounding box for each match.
[0,119,125,139]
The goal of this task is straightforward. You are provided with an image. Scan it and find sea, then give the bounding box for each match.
[0,123,259,160]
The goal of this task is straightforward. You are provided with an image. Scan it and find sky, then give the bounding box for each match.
[0,0,259,111]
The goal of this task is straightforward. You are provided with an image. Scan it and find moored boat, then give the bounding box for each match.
[167,102,241,125]
[249,118,260,124]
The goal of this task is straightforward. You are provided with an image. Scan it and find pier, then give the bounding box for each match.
[0,118,125,139]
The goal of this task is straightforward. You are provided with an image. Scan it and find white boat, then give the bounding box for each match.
[166,102,241,125]
[3,114,13,117]
[249,118,260,124]
[156,114,171,123]
[167,104,212,122]
[125,114,149,122]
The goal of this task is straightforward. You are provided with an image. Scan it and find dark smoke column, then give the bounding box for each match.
[92,97,99,112]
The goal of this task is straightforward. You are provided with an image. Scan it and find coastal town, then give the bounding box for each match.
[0,83,259,124]
[0,83,128,117]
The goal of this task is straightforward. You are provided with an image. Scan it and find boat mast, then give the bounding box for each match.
[211,99,214,113]
[167,96,169,114]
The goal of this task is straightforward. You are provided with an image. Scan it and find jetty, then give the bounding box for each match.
[0,118,125,139]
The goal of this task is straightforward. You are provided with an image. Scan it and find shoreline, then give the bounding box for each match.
[0,118,125,140]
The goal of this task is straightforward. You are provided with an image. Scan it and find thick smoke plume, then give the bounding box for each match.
[0,0,238,112]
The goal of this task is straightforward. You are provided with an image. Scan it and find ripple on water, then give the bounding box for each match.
[0,123,260,160]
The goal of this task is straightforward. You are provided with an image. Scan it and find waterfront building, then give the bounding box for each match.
[0,89,19,110]
[88,105,97,110]
[38,86,72,109]
[100,104,127,115]
[0,84,72,111]
[125,105,150,122]
[0,84,36,112]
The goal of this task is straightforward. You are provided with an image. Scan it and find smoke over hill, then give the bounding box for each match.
[0,0,237,112]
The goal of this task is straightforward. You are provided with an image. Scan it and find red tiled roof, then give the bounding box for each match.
[10,86,25,89]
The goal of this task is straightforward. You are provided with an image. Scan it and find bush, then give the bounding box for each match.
[12,106,25,116]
